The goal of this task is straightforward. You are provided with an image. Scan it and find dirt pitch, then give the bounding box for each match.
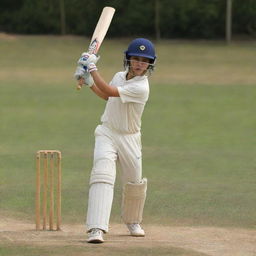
[0,216,256,256]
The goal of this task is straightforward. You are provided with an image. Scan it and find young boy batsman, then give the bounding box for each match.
[74,38,156,243]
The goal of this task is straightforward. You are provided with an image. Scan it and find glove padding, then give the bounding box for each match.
[83,72,94,87]
[78,52,100,67]
[88,63,98,73]
[74,66,94,87]
[74,66,86,80]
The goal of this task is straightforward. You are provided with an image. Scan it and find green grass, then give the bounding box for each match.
[0,35,256,230]
[142,83,256,228]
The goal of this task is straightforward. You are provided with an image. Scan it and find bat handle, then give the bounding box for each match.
[76,84,82,90]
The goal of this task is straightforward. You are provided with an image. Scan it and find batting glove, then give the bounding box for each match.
[83,72,94,87]
[74,66,94,87]
[78,52,100,67]
[88,63,98,73]
[74,66,86,80]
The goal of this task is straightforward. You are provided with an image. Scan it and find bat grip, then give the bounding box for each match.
[76,84,82,90]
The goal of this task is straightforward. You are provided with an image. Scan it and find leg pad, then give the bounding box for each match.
[121,178,147,224]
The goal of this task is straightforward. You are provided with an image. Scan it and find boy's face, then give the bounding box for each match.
[129,56,150,76]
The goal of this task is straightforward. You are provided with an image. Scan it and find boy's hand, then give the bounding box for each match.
[78,52,100,67]
[74,52,98,90]
[74,66,86,80]
[76,71,94,90]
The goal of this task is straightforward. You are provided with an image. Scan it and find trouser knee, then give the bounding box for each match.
[89,158,116,185]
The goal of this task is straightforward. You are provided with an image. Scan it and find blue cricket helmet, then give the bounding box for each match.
[125,38,156,63]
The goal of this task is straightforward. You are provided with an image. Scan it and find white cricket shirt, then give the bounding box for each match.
[100,71,149,134]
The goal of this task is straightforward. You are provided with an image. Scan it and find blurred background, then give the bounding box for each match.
[0,0,256,42]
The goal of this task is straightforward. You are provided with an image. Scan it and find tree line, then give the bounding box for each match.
[0,0,256,39]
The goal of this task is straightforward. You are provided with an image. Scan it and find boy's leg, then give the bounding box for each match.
[86,125,117,233]
[86,183,113,232]
[117,133,147,234]
[117,132,142,184]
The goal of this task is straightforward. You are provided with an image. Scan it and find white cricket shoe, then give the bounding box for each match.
[127,223,145,237]
[87,228,104,243]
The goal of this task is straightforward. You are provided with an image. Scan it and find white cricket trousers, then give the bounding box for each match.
[86,124,142,232]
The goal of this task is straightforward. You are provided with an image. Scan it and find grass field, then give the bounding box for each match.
[0,34,256,255]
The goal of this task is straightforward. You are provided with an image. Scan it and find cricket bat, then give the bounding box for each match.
[77,6,115,90]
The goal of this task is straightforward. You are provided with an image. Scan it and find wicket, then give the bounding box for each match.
[35,150,62,231]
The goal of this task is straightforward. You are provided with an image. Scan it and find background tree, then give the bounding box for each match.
[155,0,161,41]
[0,0,255,39]
[226,0,232,44]
[59,0,66,35]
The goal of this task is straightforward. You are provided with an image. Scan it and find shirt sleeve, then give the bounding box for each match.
[118,82,149,104]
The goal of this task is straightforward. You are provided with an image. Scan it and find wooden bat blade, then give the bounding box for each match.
[77,6,115,90]
[88,6,115,54]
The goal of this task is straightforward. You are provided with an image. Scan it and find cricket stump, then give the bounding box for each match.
[35,150,62,231]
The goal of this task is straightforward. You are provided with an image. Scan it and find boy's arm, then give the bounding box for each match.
[77,78,109,100]
[89,64,120,97]
[75,53,119,99]
[90,84,109,100]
